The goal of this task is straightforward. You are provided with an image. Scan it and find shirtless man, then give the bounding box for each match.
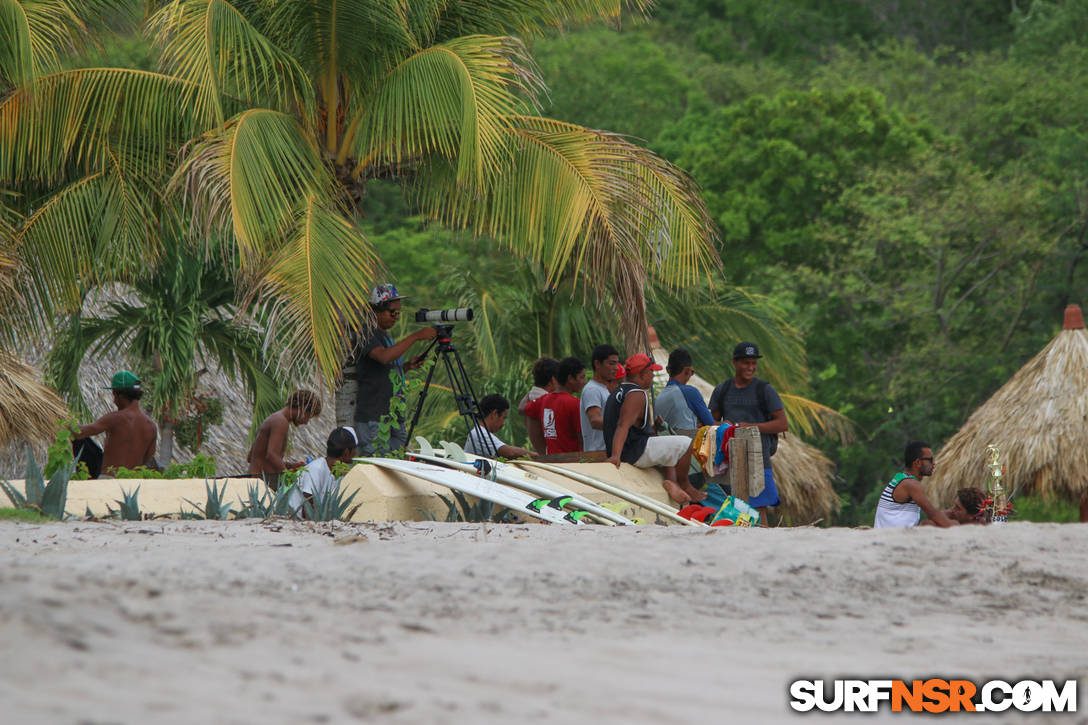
[247,390,322,489]
[75,371,157,477]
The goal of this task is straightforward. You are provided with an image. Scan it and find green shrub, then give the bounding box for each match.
[1010,495,1080,523]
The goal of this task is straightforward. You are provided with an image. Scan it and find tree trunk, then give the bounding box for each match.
[158,419,174,468]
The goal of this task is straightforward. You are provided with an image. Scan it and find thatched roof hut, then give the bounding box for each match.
[930,304,1088,506]
[649,338,839,524]
[0,352,68,448]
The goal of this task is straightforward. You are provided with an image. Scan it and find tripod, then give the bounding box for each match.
[405,325,497,457]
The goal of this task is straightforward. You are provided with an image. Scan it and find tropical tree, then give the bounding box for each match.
[45,237,282,463]
[0,0,719,389]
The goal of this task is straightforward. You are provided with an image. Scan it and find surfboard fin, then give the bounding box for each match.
[527,497,551,512]
[564,510,589,524]
[547,495,573,510]
[440,440,471,463]
[414,437,436,457]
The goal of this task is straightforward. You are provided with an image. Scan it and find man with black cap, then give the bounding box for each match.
[75,371,157,477]
[338,284,437,456]
[709,342,789,525]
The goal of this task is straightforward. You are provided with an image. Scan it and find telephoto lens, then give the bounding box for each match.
[414,308,474,323]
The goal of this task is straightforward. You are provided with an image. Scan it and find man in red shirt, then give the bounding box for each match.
[525,357,586,454]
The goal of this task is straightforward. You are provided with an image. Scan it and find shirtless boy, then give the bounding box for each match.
[75,371,157,476]
[247,390,322,488]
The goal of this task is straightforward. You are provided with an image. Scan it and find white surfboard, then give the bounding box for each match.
[356,457,582,525]
[516,460,706,527]
[409,439,631,526]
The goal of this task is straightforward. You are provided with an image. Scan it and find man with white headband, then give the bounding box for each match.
[289,427,358,518]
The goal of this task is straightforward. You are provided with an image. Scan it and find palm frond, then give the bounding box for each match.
[172,108,335,266]
[0,0,123,86]
[648,285,807,388]
[779,394,855,444]
[0,67,203,185]
[416,116,719,346]
[0,0,36,88]
[256,195,379,381]
[354,35,542,188]
[149,0,314,126]
[0,349,68,446]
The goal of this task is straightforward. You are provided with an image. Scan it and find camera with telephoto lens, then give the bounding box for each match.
[414,307,474,323]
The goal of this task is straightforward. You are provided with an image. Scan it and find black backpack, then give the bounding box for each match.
[709,378,779,457]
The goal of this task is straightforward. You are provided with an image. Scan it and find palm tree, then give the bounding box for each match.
[46,237,282,463]
[0,0,719,384]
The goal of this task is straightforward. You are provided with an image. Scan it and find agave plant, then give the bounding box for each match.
[234,480,298,519]
[0,445,74,519]
[1,0,719,383]
[114,485,142,521]
[301,483,361,523]
[182,479,234,520]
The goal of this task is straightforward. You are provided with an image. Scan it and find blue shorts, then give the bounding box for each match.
[749,467,780,508]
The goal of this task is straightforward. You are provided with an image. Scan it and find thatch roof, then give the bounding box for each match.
[0,352,69,447]
[930,304,1088,505]
[648,335,839,523]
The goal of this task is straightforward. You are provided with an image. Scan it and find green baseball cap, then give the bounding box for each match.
[106,370,141,390]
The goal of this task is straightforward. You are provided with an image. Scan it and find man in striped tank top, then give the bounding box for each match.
[874,441,958,528]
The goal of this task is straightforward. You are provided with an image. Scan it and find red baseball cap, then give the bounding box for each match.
[625,353,662,375]
[614,363,626,378]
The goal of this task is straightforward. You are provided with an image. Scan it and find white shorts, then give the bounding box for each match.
[633,435,691,469]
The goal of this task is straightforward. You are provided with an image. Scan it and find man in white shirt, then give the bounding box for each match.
[579,344,620,451]
[289,427,358,518]
[465,394,536,459]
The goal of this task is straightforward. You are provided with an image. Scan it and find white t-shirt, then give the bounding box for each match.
[579,379,610,451]
[465,426,505,456]
[287,458,338,515]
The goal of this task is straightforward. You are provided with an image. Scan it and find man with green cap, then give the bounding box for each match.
[75,371,158,477]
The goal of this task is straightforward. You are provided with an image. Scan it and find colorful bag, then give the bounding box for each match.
[709,494,761,527]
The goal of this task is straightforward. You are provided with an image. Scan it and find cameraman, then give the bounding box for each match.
[341,284,436,455]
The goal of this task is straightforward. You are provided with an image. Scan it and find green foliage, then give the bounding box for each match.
[1010,495,1081,524]
[112,454,217,479]
[650,0,1015,62]
[174,396,225,452]
[1013,0,1088,60]
[0,446,74,520]
[656,86,933,284]
[183,480,233,521]
[531,29,693,141]
[0,507,49,522]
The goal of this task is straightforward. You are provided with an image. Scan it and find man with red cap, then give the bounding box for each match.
[603,353,705,506]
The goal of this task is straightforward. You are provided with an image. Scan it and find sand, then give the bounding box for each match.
[1,519,1086,724]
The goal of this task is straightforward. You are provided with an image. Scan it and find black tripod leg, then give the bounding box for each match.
[439,343,497,458]
[405,340,440,448]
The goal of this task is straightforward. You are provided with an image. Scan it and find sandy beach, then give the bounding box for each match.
[1,520,1086,724]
